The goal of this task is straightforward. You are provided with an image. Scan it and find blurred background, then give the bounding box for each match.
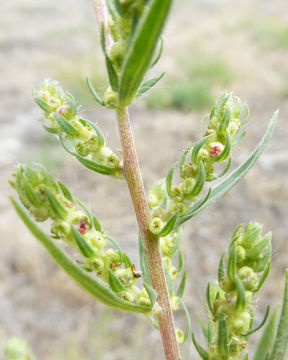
[1,0,288,358]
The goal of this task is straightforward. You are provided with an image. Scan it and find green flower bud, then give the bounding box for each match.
[242,222,262,248]
[236,245,246,263]
[219,276,235,293]
[137,296,152,307]
[169,201,189,217]
[179,178,196,195]
[176,328,185,345]
[110,41,125,71]
[29,206,49,222]
[103,87,119,109]
[149,217,164,234]
[170,295,180,311]
[75,140,90,157]
[181,162,198,178]
[51,219,71,239]
[85,231,106,251]
[238,266,258,291]
[169,265,178,281]
[230,311,251,335]
[92,147,120,168]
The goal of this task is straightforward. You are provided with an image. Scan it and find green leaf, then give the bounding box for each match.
[138,233,151,286]
[189,161,206,196]
[105,55,119,92]
[178,297,191,343]
[255,261,271,292]
[93,215,102,232]
[191,135,212,164]
[206,282,214,315]
[58,181,74,203]
[143,282,158,306]
[176,270,186,299]
[71,225,96,258]
[246,232,271,259]
[119,0,172,105]
[270,269,288,360]
[145,314,159,330]
[178,249,184,273]
[235,277,246,311]
[122,252,132,268]
[53,113,78,136]
[157,211,178,237]
[253,307,280,360]
[59,135,75,155]
[79,118,105,148]
[227,244,237,282]
[166,162,177,199]
[207,317,216,348]
[45,187,68,220]
[86,77,105,106]
[177,110,279,225]
[216,131,231,162]
[75,154,117,175]
[209,156,231,181]
[244,305,270,336]
[33,94,52,113]
[218,316,229,358]
[218,253,225,283]
[218,107,231,137]
[150,37,163,68]
[10,197,152,313]
[192,333,209,360]
[22,175,42,207]
[108,269,125,293]
[100,22,106,54]
[41,122,60,134]
[135,72,165,98]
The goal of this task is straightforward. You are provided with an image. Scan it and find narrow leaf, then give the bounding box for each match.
[71,225,96,258]
[122,252,132,268]
[235,277,246,311]
[176,270,186,299]
[178,249,184,273]
[253,307,280,360]
[166,162,177,199]
[10,198,152,313]
[53,113,78,136]
[93,215,102,232]
[218,252,225,283]
[119,0,172,105]
[108,269,125,292]
[58,181,74,203]
[244,305,270,336]
[178,297,191,343]
[75,154,116,175]
[218,107,231,136]
[189,161,206,196]
[45,187,68,220]
[227,244,237,282]
[232,130,246,147]
[218,316,229,358]
[177,111,279,225]
[216,131,231,162]
[164,266,174,296]
[191,135,212,164]
[105,55,119,92]
[256,261,271,292]
[270,269,288,360]
[143,282,158,306]
[107,235,123,264]
[157,211,178,237]
[80,118,105,148]
[150,37,163,68]
[86,77,105,106]
[206,283,214,315]
[192,333,209,360]
[135,72,165,98]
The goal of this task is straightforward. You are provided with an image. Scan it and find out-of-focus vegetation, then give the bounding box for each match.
[146,52,234,111]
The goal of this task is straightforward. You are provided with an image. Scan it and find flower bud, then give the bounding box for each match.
[230,311,251,335]
[103,87,119,109]
[149,217,164,234]
[176,328,185,345]
[209,142,224,157]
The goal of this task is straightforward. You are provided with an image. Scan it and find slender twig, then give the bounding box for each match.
[116,107,181,360]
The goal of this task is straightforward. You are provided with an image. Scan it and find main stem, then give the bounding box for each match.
[116,107,181,360]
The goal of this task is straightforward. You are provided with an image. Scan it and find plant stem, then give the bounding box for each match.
[116,107,181,360]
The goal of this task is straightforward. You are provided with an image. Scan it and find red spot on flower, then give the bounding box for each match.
[78,218,89,234]
[209,146,222,156]
[57,106,68,115]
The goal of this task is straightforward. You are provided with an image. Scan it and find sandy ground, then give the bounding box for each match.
[1,0,288,359]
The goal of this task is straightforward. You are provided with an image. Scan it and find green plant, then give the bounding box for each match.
[8,1,287,360]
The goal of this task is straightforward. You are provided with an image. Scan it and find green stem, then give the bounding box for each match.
[116,107,181,360]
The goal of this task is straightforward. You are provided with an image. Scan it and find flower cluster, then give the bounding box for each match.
[4,338,35,360]
[11,164,151,307]
[149,92,247,235]
[33,79,122,177]
[193,222,272,360]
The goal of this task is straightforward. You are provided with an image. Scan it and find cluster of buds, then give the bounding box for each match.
[148,92,247,236]
[101,0,147,107]
[10,164,151,307]
[33,79,122,177]
[193,222,272,360]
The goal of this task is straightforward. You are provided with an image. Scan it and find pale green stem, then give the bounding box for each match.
[116,107,181,360]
